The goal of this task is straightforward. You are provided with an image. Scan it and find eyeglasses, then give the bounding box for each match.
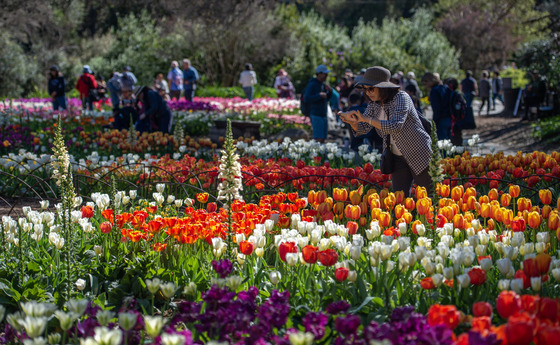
[360,86,376,92]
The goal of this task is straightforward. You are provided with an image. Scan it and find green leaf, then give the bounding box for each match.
[348,296,383,314]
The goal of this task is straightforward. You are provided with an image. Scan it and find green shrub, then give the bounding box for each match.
[197,85,277,99]
[501,67,530,89]
[0,33,38,98]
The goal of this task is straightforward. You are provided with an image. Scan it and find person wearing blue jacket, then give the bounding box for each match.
[134,86,173,134]
[48,65,67,111]
[303,65,332,142]
[421,72,452,140]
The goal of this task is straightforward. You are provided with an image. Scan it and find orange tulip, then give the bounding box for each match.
[535,253,552,275]
[369,197,381,210]
[416,186,427,200]
[402,212,413,224]
[404,197,415,211]
[557,197,560,211]
[371,208,381,220]
[451,186,464,201]
[359,200,369,216]
[308,190,316,205]
[344,204,361,220]
[395,191,405,204]
[466,196,477,211]
[349,190,361,205]
[196,192,209,203]
[438,184,450,198]
[517,198,532,212]
[488,188,499,201]
[440,206,455,221]
[542,205,552,220]
[539,189,553,205]
[379,212,391,227]
[493,207,503,222]
[453,214,465,230]
[411,220,422,234]
[511,216,526,232]
[509,185,520,198]
[488,218,495,230]
[549,211,559,231]
[528,211,542,229]
[500,193,512,207]
[502,208,513,226]
[316,190,327,204]
[417,198,431,216]
[333,188,348,202]
[394,204,406,220]
[480,203,492,218]
[347,221,359,235]
[479,195,489,205]
[384,193,396,211]
[333,202,345,217]
[359,216,368,227]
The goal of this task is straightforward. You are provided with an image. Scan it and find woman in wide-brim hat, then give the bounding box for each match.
[339,66,433,196]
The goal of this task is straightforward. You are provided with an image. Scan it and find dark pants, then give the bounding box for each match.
[479,97,490,115]
[184,89,195,102]
[435,117,451,140]
[464,93,474,108]
[243,86,254,101]
[169,90,181,100]
[492,93,504,108]
[52,96,67,111]
[82,97,93,111]
[391,155,432,197]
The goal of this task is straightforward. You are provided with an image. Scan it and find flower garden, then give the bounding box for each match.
[0,98,560,345]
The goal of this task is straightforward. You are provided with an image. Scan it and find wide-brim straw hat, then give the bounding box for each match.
[355,66,400,89]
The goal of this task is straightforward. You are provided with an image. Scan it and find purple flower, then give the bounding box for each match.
[467,330,500,345]
[326,301,350,315]
[335,314,361,336]
[212,259,233,278]
[302,312,328,340]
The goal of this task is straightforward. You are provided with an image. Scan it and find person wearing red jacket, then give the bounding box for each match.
[75,65,97,111]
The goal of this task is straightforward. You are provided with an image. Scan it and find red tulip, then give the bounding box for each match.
[427,304,460,329]
[318,249,339,267]
[538,297,558,322]
[346,221,358,235]
[196,192,209,203]
[514,269,531,289]
[523,258,540,278]
[302,245,318,264]
[334,267,349,282]
[471,316,492,332]
[278,242,297,262]
[420,277,435,290]
[511,216,526,232]
[521,294,540,314]
[497,290,521,319]
[81,205,94,219]
[505,312,535,345]
[536,324,560,345]
[239,240,254,256]
[100,221,113,234]
[536,253,552,276]
[207,202,217,213]
[473,302,493,317]
[468,267,487,285]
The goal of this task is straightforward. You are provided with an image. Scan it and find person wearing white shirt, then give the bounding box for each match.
[239,63,257,101]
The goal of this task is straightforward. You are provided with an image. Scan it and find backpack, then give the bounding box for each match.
[82,75,100,102]
[449,90,466,122]
[300,85,311,117]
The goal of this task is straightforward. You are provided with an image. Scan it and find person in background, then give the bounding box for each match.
[353,68,366,84]
[404,84,422,116]
[491,71,504,110]
[421,72,452,140]
[107,72,123,110]
[478,71,491,116]
[167,61,183,100]
[274,69,294,99]
[444,77,464,146]
[154,73,170,100]
[95,75,108,110]
[134,85,173,134]
[109,87,138,130]
[340,66,432,196]
[75,65,97,111]
[183,59,199,102]
[347,91,382,152]
[48,65,67,111]
[460,70,478,108]
[404,71,422,99]
[303,64,332,143]
[239,63,257,101]
[121,66,137,90]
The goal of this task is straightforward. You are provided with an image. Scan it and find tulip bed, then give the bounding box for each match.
[0,97,308,158]
[2,98,560,344]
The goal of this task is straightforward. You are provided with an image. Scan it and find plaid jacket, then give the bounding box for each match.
[354,91,432,175]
